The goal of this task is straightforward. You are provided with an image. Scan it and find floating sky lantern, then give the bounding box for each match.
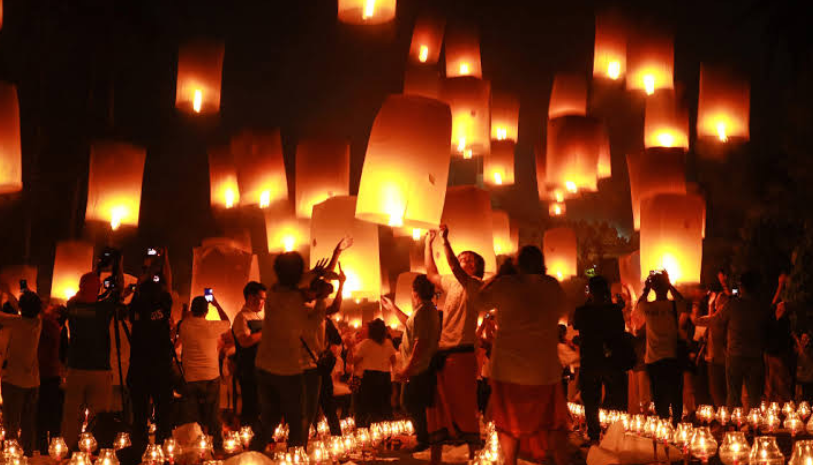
[175,40,224,115]
[639,193,704,284]
[597,133,612,179]
[356,95,451,229]
[549,202,566,217]
[491,91,520,142]
[208,145,240,210]
[403,64,441,100]
[50,241,94,302]
[484,140,515,187]
[190,238,260,321]
[264,204,309,255]
[627,147,687,230]
[546,115,606,195]
[295,139,350,218]
[85,141,146,230]
[408,14,444,65]
[311,196,380,301]
[627,29,673,95]
[543,227,577,281]
[0,265,37,295]
[492,210,516,256]
[441,77,490,158]
[645,89,689,149]
[0,82,21,194]
[593,11,626,81]
[444,24,482,78]
[231,129,288,209]
[549,73,587,119]
[337,0,396,25]
[434,186,496,275]
[697,65,750,143]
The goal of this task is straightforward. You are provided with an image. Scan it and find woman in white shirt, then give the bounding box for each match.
[354,318,396,426]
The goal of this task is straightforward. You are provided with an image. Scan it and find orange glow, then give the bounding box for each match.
[408,15,444,65]
[231,130,288,209]
[51,241,94,302]
[639,193,705,284]
[362,0,375,19]
[593,11,627,81]
[434,186,496,275]
[597,132,612,179]
[459,63,470,75]
[395,272,420,315]
[356,95,452,229]
[490,91,520,142]
[441,77,491,158]
[549,202,566,217]
[607,61,621,80]
[618,251,641,300]
[493,173,503,185]
[419,46,429,63]
[176,40,224,115]
[259,191,271,208]
[0,83,21,194]
[545,116,606,195]
[549,73,587,119]
[295,139,350,218]
[208,146,241,210]
[0,265,38,296]
[496,128,507,140]
[412,228,422,241]
[191,238,260,322]
[716,122,728,142]
[555,191,564,203]
[697,65,750,143]
[626,30,674,94]
[264,206,309,254]
[627,148,687,230]
[565,181,577,193]
[484,141,515,187]
[645,89,689,149]
[224,187,236,208]
[86,141,146,230]
[492,210,516,256]
[643,75,656,95]
[543,227,577,281]
[337,0,396,25]
[403,64,441,99]
[444,24,482,78]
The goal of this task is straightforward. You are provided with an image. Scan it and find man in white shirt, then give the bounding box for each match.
[231,281,266,429]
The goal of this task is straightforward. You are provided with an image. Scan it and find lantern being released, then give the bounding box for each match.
[492,210,516,256]
[295,139,350,218]
[697,65,750,143]
[408,14,444,65]
[491,91,519,142]
[627,30,673,95]
[337,0,396,25]
[645,89,688,149]
[85,141,146,230]
[311,196,381,301]
[444,24,482,78]
[190,238,260,321]
[484,140,515,187]
[639,193,705,284]
[543,227,577,281]
[593,11,626,81]
[627,148,687,230]
[546,115,606,195]
[0,82,21,194]
[433,186,496,275]
[231,130,288,209]
[548,73,587,119]
[51,241,94,302]
[208,146,240,209]
[356,95,452,229]
[175,40,224,115]
[441,77,491,158]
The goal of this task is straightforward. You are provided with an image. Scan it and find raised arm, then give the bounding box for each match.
[773,273,788,307]
[211,296,230,323]
[381,295,408,326]
[327,237,353,273]
[424,230,443,287]
[326,263,347,316]
[439,225,470,287]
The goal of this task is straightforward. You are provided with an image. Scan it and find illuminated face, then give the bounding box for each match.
[458,252,479,277]
[248,290,266,312]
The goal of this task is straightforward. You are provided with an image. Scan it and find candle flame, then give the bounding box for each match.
[362,0,375,19]
[457,136,466,153]
[656,132,675,147]
[716,121,728,142]
[412,228,421,241]
[496,127,508,141]
[459,63,470,75]
[110,206,126,231]
[493,173,503,185]
[565,181,577,193]
[259,190,271,208]
[643,75,655,95]
[282,235,296,252]
[554,190,564,203]
[224,188,235,209]
[552,204,562,216]
[463,148,473,159]
[193,89,203,113]
[607,61,621,80]
[419,45,429,63]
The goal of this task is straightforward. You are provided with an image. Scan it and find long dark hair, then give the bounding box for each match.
[368,318,386,344]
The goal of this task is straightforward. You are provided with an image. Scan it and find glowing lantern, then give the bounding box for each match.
[645,89,688,149]
[444,24,482,78]
[190,238,260,321]
[0,265,37,295]
[175,40,224,115]
[627,30,673,95]
[295,139,350,218]
[264,205,309,254]
[492,210,516,256]
[0,82,21,194]
[403,65,441,100]
[627,148,687,230]
[394,272,420,315]
[50,241,94,302]
[311,196,380,301]
[208,145,240,209]
[441,77,490,158]
[408,14,444,65]
[549,73,587,119]
[491,91,519,142]
[546,115,606,194]
[549,202,566,217]
[85,141,146,230]
[356,95,452,229]
[639,193,704,284]
[543,227,577,281]
[484,140,515,187]
[697,65,750,143]
[593,11,626,81]
[231,130,287,209]
[337,0,396,25]
[432,186,495,275]
[535,142,548,200]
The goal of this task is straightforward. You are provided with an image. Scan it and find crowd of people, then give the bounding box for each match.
[0,228,809,465]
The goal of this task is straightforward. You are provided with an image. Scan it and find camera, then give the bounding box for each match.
[147,248,158,257]
[204,288,213,302]
[153,275,161,283]
[103,276,115,290]
[732,287,739,296]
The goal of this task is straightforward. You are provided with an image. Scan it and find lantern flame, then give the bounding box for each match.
[63,287,78,300]
[259,190,271,209]
[496,127,508,141]
[554,190,564,203]
[362,0,375,19]
[659,252,681,283]
[419,45,429,63]
[110,206,126,231]
[607,61,621,80]
[282,235,296,252]
[552,204,563,216]
[556,270,563,281]
[716,121,728,142]
[643,75,656,95]
[459,63,470,75]
[493,173,503,185]
[457,136,466,153]
[412,228,421,241]
[224,188,236,209]
[192,89,203,113]
[656,132,675,148]
[388,212,404,227]
[565,181,577,194]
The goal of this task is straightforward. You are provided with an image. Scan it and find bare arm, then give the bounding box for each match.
[326,263,347,316]
[772,274,788,307]
[424,230,443,287]
[326,237,353,273]
[381,296,409,326]
[440,225,470,287]
[211,297,229,323]
[401,338,428,377]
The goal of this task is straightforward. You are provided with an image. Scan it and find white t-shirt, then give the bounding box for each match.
[355,338,396,373]
[634,300,683,364]
[0,314,42,388]
[255,286,308,376]
[479,274,568,386]
[300,301,327,370]
[232,306,264,348]
[179,317,230,382]
[439,275,482,349]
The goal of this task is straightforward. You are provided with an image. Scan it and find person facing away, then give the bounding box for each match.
[231,281,267,430]
[478,246,570,465]
[0,290,44,455]
[572,276,628,442]
[177,295,231,448]
[354,318,397,426]
[37,303,66,454]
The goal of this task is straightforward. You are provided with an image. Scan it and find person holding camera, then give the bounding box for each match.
[232,281,267,430]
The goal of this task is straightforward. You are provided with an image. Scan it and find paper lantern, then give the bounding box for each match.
[639,193,704,284]
[484,140,515,187]
[394,271,420,315]
[444,24,482,78]
[0,82,21,194]
[0,265,37,295]
[403,64,441,100]
[549,202,566,217]
[440,77,490,158]
[618,250,641,300]
[509,221,519,252]
[543,227,577,281]
[175,40,224,115]
[593,11,626,81]
[337,0,396,25]
[627,30,673,95]
[492,210,516,256]
[311,196,380,301]
[208,145,240,209]
[231,130,288,209]
[408,14,444,65]
[598,136,612,179]
[264,205,310,254]
[356,95,452,229]
[546,115,605,194]
[644,89,688,149]
[295,139,350,218]
[549,73,587,119]
[491,91,519,142]
[85,141,146,230]
[190,238,260,321]
[697,65,750,142]
[51,241,94,302]
[627,148,687,230]
[432,186,495,275]
[535,141,548,200]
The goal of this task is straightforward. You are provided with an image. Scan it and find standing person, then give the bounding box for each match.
[633,271,688,424]
[692,270,731,407]
[724,272,768,410]
[177,295,231,448]
[381,275,441,453]
[765,302,794,403]
[795,332,813,401]
[0,290,44,454]
[572,276,628,443]
[37,304,66,453]
[319,317,344,435]
[479,246,571,465]
[354,318,396,426]
[424,226,483,459]
[232,281,267,430]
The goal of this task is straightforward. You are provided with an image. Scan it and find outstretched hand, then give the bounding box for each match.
[313,258,329,275]
[439,224,449,241]
[337,236,354,252]
[427,230,437,243]
[380,295,394,311]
